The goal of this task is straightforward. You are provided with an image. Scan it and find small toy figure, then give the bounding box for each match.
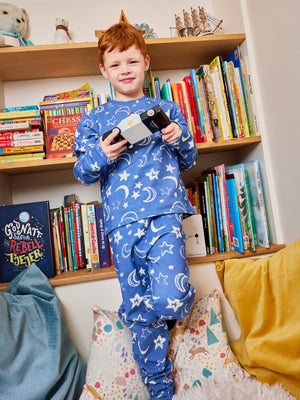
[0,2,33,46]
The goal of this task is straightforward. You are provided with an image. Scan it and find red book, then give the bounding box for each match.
[44,112,83,159]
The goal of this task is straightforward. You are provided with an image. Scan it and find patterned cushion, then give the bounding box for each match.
[79,307,149,400]
[168,289,245,393]
[80,290,244,399]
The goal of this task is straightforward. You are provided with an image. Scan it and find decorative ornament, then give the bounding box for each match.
[54,18,72,44]
[95,10,157,40]
[172,6,223,38]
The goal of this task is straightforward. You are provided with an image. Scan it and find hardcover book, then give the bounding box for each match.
[0,201,55,283]
[44,112,83,158]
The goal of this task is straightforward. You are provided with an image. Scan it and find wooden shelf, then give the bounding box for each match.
[196,135,261,154]
[0,243,285,291]
[0,156,77,175]
[0,137,259,175]
[0,34,245,82]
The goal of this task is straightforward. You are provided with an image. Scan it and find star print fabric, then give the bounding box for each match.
[73,96,198,235]
[109,214,196,399]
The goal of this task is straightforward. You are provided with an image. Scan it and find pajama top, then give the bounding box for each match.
[73,95,198,234]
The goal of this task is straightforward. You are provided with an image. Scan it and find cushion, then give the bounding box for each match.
[215,239,300,399]
[168,289,244,393]
[0,263,86,400]
[81,290,244,399]
[79,307,149,400]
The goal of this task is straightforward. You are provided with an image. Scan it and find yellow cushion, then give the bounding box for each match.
[215,239,300,399]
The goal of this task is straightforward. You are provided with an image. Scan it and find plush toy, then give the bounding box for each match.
[0,2,33,46]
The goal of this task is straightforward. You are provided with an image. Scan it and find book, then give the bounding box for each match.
[189,70,206,141]
[242,55,260,136]
[0,145,44,155]
[183,75,203,143]
[0,137,44,148]
[198,180,212,254]
[86,203,100,269]
[211,171,225,252]
[0,153,45,163]
[41,83,91,102]
[226,173,244,253]
[197,65,222,141]
[0,130,43,141]
[0,201,55,283]
[226,46,252,135]
[1,105,38,113]
[225,165,256,251]
[81,203,92,270]
[209,56,233,140]
[182,214,206,257]
[243,160,270,247]
[44,112,83,158]
[95,204,110,268]
[0,109,40,120]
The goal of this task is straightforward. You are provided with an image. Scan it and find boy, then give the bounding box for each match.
[74,22,197,399]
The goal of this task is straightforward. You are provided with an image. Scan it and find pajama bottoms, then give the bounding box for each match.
[108,213,195,399]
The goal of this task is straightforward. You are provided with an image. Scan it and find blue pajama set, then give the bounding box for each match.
[74,96,197,399]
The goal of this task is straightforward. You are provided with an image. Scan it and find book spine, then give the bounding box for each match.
[81,204,92,270]
[227,61,244,138]
[197,75,213,142]
[210,57,232,140]
[234,67,250,137]
[180,81,197,141]
[199,65,222,141]
[183,76,203,143]
[1,105,38,112]
[243,55,260,136]
[211,172,224,252]
[190,70,206,141]
[0,109,40,120]
[0,138,44,148]
[176,83,188,122]
[198,180,211,254]
[58,207,68,272]
[0,130,42,141]
[0,121,31,131]
[86,204,100,269]
[225,174,244,253]
[0,145,44,155]
[74,202,84,268]
[95,205,110,268]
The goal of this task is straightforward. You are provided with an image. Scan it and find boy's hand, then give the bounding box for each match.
[100,128,128,160]
[161,122,181,143]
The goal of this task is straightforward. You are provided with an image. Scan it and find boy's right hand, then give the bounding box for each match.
[100,128,128,160]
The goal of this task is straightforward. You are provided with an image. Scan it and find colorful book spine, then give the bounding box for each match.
[0,145,44,155]
[197,65,222,141]
[225,173,244,253]
[81,203,92,270]
[0,109,40,120]
[0,138,44,148]
[95,205,110,268]
[86,203,100,269]
[209,56,233,140]
[0,130,42,141]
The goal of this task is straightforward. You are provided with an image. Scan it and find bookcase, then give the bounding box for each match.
[0,34,285,290]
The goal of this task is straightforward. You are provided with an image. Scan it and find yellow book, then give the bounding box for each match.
[0,109,40,120]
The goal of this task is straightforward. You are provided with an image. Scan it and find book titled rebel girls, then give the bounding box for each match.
[0,201,55,283]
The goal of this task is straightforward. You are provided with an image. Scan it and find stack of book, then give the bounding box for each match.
[39,83,95,159]
[149,45,259,144]
[0,105,45,163]
[50,194,112,275]
[186,160,270,255]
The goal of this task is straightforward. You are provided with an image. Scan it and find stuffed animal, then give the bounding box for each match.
[0,2,33,46]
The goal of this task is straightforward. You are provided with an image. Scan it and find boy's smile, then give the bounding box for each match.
[99,45,150,101]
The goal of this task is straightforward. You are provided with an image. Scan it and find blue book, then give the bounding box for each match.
[95,205,110,268]
[0,201,55,283]
[226,173,244,253]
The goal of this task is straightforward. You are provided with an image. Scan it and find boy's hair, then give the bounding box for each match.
[97,22,147,65]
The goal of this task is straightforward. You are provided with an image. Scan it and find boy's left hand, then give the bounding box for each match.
[161,122,181,143]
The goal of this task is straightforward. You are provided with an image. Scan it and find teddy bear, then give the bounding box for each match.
[0,2,33,46]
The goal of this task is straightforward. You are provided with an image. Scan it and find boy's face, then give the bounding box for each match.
[99,45,150,101]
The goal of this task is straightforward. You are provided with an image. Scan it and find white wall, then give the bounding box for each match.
[238,0,300,245]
